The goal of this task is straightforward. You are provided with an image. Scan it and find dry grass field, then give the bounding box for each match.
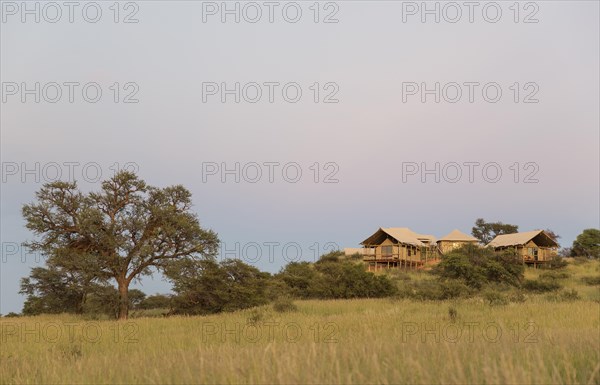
[1,261,599,385]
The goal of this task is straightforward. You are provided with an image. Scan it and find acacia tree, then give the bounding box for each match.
[22,171,219,319]
[572,229,600,259]
[20,265,89,315]
[471,218,519,244]
[20,238,108,314]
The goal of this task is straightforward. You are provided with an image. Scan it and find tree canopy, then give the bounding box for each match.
[471,218,518,244]
[572,229,600,259]
[22,171,219,319]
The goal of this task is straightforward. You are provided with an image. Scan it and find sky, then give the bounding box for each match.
[1,0,599,314]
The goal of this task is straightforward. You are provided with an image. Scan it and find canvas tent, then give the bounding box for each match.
[487,230,559,265]
[360,227,439,270]
[437,229,479,253]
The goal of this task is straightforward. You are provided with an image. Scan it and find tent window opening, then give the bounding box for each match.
[382,246,393,256]
[528,247,539,260]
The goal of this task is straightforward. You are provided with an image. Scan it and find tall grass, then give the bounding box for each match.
[1,261,599,384]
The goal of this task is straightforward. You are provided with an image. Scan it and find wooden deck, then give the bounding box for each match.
[364,253,440,271]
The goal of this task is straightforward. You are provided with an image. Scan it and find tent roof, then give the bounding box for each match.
[438,229,478,242]
[487,230,558,248]
[416,234,437,243]
[361,227,434,247]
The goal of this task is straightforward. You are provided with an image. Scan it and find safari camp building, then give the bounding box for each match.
[355,227,559,270]
[487,230,559,266]
[437,229,479,254]
[360,228,440,271]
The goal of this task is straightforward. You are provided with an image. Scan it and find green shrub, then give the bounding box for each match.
[546,289,581,302]
[415,280,445,300]
[561,289,581,301]
[347,253,364,261]
[433,252,486,289]
[439,281,472,300]
[541,255,568,270]
[522,278,561,293]
[387,269,412,281]
[129,308,170,318]
[581,276,600,286]
[277,258,397,300]
[539,271,570,280]
[272,297,298,313]
[406,280,443,301]
[483,290,509,306]
[138,294,172,310]
[433,245,523,289]
[572,257,590,265]
[316,251,342,264]
[393,281,413,299]
[166,258,272,316]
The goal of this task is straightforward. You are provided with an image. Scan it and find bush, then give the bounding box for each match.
[508,291,527,303]
[166,258,272,315]
[276,262,318,299]
[393,281,412,300]
[129,308,170,318]
[581,276,600,286]
[347,253,364,261]
[522,278,561,293]
[561,289,581,301]
[387,269,412,281]
[411,280,441,300]
[439,281,472,300]
[316,251,342,264]
[4,312,20,318]
[541,255,568,270]
[572,257,590,265]
[138,294,172,310]
[433,245,523,289]
[546,289,581,302]
[277,258,397,300]
[483,290,509,306]
[433,252,486,289]
[539,271,570,280]
[273,297,298,313]
[408,280,444,301]
[571,229,600,259]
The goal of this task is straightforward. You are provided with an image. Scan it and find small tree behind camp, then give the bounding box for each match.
[471,218,519,244]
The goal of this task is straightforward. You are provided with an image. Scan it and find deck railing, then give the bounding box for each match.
[362,251,439,262]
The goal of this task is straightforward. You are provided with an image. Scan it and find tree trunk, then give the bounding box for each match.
[117,279,129,320]
[77,291,87,314]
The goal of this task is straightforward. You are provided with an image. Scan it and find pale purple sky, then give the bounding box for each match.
[1,1,599,314]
